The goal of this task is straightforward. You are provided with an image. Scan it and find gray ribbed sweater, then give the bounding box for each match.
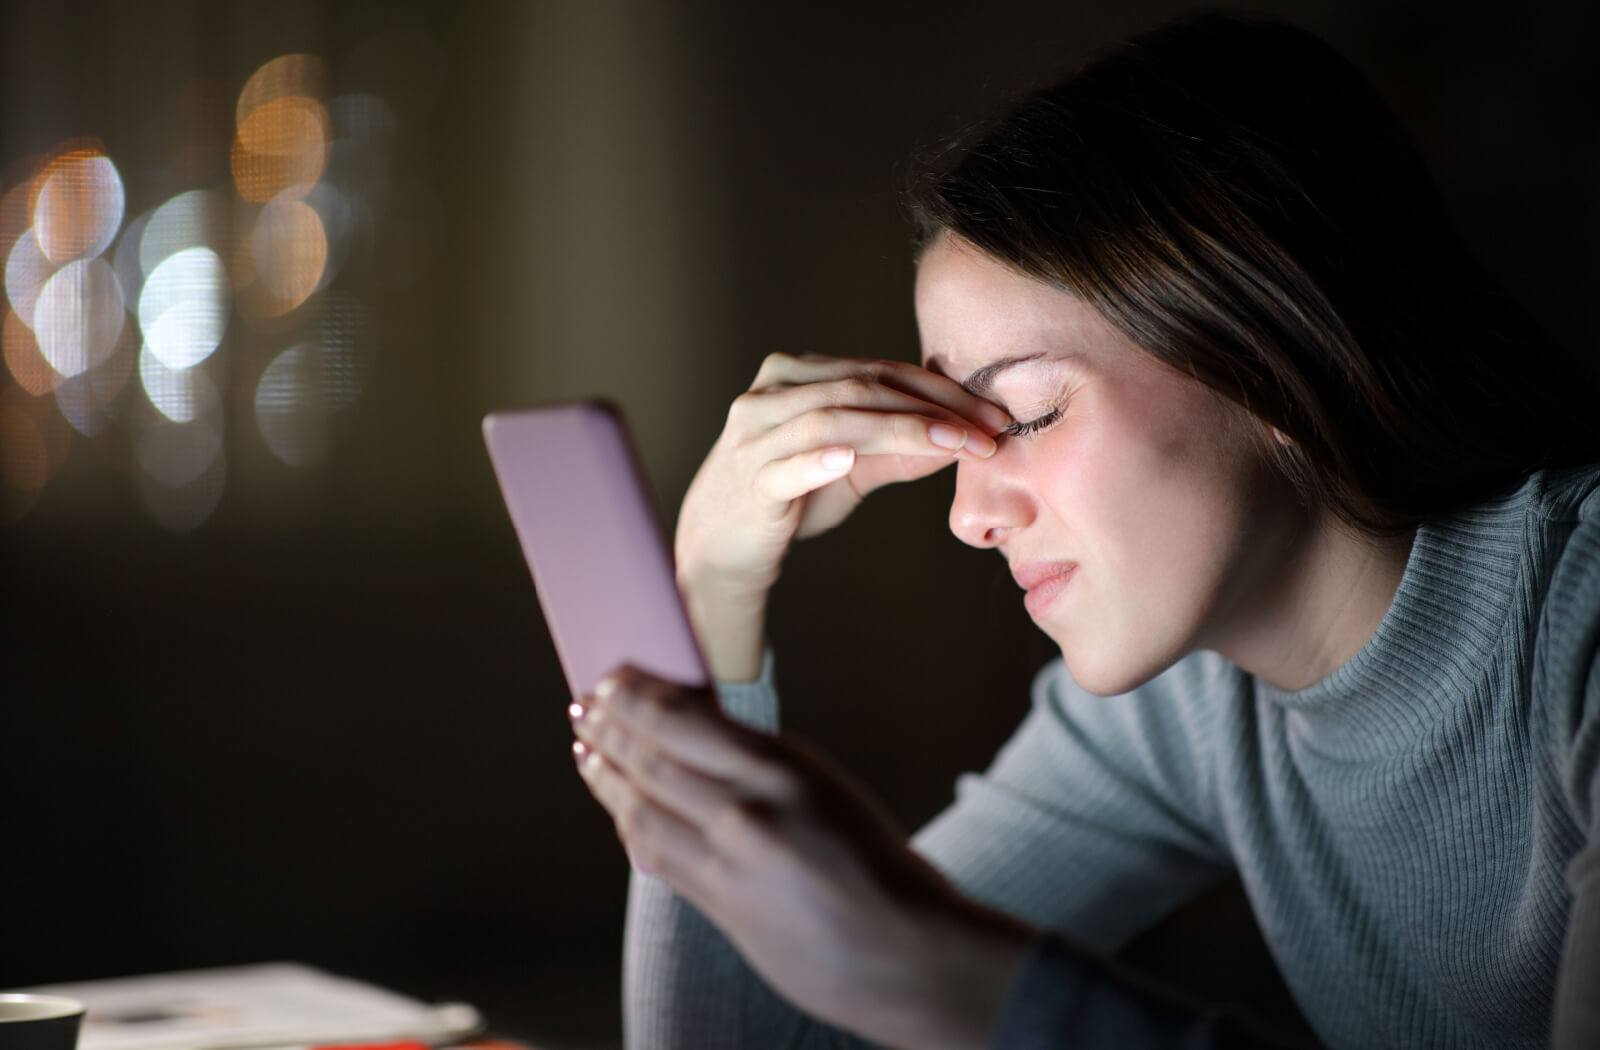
[623,465,1600,1049]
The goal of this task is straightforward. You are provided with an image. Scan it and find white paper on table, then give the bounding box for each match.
[16,962,481,1050]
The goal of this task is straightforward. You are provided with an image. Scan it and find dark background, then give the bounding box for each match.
[3,0,1596,1047]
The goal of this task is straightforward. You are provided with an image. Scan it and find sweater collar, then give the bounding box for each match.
[1252,477,1538,743]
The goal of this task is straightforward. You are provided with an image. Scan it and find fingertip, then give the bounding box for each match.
[963,432,999,459]
[976,405,1014,433]
[820,446,855,472]
[927,422,966,451]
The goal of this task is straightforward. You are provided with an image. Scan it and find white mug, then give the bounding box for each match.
[0,995,84,1050]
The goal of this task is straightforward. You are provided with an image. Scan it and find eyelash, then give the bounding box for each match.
[1001,406,1063,439]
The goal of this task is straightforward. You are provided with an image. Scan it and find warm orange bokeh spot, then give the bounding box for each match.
[230,97,330,203]
[3,307,59,395]
[236,54,329,132]
[31,148,121,262]
[0,385,69,492]
[254,199,328,316]
[23,138,105,216]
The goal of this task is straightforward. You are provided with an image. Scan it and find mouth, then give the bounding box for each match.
[1011,560,1077,619]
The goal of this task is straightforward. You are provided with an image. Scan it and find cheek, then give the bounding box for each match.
[1054,395,1268,619]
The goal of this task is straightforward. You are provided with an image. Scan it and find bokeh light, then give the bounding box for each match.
[0,166,40,257]
[139,414,223,487]
[138,246,230,369]
[231,55,337,207]
[255,344,326,466]
[232,97,330,203]
[301,182,356,291]
[3,307,58,395]
[0,37,414,527]
[55,327,135,437]
[0,384,71,494]
[112,209,153,308]
[33,151,125,264]
[317,293,373,411]
[5,226,52,329]
[139,341,220,423]
[235,54,330,131]
[32,257,126,378]
[247,193,327,315]
[138,419,226,532]
[139,189,229,277]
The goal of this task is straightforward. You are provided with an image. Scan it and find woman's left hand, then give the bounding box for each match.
[569,665,1034,1050]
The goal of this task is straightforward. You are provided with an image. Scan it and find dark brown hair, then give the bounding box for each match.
[907,13,1600,532]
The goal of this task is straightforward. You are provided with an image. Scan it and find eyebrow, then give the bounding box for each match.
[960,353,1048,399]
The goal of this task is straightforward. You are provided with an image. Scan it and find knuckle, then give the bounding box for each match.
[856,359,889,384]
[635,747,668,785]
[627,702,662,739]
[602,724,637,766]
[615,791,649,841]
[706,798,773,852]
[897,413,931,445]
[751,459,783,501]
[727,389,764,426]
[830,376,875,405]
[754,351,797,384]
[793,406,842,445]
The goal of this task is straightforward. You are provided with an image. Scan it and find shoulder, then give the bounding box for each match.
[1524,465,1600,822]
[1528,465,1600,704]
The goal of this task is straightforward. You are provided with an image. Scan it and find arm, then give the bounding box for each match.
[597,653,1316,1049]
[621,657,882,1050]
[1549,506,1600,1049]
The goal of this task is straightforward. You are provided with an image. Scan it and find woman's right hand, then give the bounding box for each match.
[675,352,1011,680]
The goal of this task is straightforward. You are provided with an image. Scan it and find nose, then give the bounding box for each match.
[948,448,1033,549]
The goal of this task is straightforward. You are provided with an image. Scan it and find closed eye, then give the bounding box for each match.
[1001,407,1062,438]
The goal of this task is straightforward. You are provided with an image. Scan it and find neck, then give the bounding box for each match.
[1218,513,1415,692]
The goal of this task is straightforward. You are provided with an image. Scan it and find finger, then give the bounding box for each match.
[843,448,962,494]
[752,446,856,504]
[736,372,1009,443]
[572,705,748,827]
[754,405,997,464]
[573,742,716,896]
[581,668,795,797]
[789,451,955,539]
[749,354,1011,433]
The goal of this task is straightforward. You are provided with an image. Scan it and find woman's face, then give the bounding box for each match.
[916,235,1305,695]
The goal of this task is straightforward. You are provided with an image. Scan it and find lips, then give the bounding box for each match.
[1011,560,1077,619]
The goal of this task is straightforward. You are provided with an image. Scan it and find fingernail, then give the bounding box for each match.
[569,701,586,723]
[596,676,617,701]
[820,446,854,471]
[963,431,998,459]
[979,405,1013,431]
[572,739,587,759]
[928,422,966,450]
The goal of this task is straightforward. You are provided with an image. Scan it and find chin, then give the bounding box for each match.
[1054,633,1176,698]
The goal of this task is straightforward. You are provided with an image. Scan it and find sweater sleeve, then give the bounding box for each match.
[624,653,1247,1048]
[988,936,1317,1049]
[1548,503,1600,1050]
[622,652,884,1050]
[915,654,1235,950]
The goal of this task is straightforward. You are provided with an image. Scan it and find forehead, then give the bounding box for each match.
[914,236,1124,379]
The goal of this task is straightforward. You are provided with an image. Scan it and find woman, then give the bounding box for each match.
[568,14,1600,1049]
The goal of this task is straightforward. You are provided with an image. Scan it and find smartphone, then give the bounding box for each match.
[482,401,710,702]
